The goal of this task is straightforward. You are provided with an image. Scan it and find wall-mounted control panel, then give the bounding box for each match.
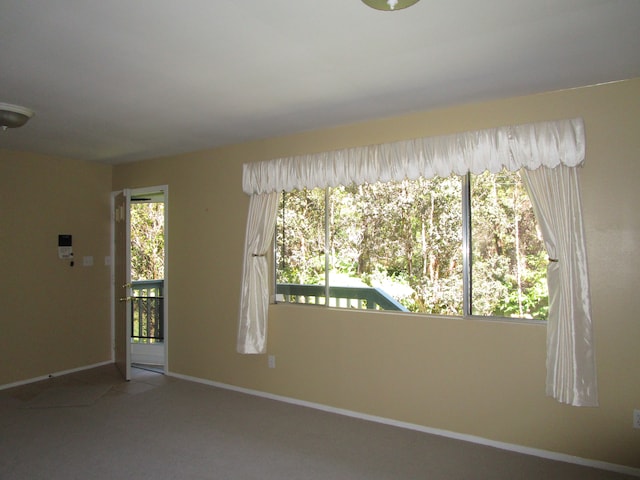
[58,234,73,259]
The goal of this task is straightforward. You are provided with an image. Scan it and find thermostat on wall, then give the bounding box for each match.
[58,234,73,259]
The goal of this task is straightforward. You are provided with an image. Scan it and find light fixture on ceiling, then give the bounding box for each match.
[0,102,35,131]
[361,0,420,11]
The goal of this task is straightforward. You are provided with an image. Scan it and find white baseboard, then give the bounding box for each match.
[0,360,113,391]
[166,370,640,478]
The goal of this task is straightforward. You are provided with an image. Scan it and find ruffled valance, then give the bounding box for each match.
[243,118,585,195]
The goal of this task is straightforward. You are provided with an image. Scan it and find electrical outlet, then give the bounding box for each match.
[634,409,640,429]
[268,355,276,369]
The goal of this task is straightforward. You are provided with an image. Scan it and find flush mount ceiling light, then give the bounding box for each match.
[362,0,420,11]
[0,102,35,130]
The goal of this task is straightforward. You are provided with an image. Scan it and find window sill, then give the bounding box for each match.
[270,302,546,326]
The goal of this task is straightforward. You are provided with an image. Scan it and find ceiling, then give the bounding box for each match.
[1,0,639,164]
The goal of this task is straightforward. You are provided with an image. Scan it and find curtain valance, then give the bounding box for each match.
[243,118,585,195]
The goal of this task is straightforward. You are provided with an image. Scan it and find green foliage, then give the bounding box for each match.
[276,189,325,285]
[470,170,548,319]
[130,202,164,281]
[276,170,548,320]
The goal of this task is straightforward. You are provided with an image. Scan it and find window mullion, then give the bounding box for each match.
[324,187,330,307]
[273,191,282,304]
[462,173,472,316]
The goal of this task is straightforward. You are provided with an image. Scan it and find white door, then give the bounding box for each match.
[114,190,132,380]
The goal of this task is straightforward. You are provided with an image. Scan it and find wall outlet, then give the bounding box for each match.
[268,355,276,369]
[634,409,640,429]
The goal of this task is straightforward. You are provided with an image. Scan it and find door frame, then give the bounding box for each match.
[110,185,169,375]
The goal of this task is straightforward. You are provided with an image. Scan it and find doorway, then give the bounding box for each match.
[112,186,168,378]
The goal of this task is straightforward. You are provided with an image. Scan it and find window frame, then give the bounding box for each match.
[274,171,547,324]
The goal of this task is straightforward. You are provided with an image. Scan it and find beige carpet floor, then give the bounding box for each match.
[0,365,635,480]
[21,384,113,408]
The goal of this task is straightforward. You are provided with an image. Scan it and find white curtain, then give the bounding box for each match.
[237,191,279,354]
[243,118,585,194]
[521,165,597,406]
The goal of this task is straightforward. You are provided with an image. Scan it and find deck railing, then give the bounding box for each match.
[276,283,408,312]
[131,280,164,342]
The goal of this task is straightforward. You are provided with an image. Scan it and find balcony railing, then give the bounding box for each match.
[276,283,408,312]
[131,280,164,343]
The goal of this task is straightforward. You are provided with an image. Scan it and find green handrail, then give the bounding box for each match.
[276,283,408,312]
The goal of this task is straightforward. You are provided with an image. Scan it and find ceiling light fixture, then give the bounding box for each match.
[0,102,35,131]
[361,0,420,11]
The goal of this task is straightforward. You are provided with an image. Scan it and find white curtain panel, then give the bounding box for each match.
[237,191,279,354]
[243,118,585,194]
[522,165,597,406]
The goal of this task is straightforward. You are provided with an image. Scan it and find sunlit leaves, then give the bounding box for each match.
[276,170,548,320]
[130,202,164,281]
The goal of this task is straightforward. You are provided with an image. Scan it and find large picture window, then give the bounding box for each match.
[240,118,597,406]
[276,170,548,320]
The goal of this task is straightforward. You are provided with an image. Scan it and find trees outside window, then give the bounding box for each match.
[276,170,548,320]
[130,201,164,281]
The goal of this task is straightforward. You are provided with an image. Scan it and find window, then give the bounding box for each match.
[242,118,596,405]
[276,170,548,320]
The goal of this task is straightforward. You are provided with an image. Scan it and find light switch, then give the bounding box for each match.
[83,256,94,267]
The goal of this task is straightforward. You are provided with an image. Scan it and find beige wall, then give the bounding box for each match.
[113,78,639,468]
[0,151,113,384]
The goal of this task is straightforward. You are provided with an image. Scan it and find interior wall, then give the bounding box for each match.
[112,79,640,468]
[0,151,113,385]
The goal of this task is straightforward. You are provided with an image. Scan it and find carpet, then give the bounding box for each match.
[22,384,112,408]
[3,365,635,479]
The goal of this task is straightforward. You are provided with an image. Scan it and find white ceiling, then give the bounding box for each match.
[1,0,639,164]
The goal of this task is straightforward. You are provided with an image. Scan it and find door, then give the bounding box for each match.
[114,190,132,380]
